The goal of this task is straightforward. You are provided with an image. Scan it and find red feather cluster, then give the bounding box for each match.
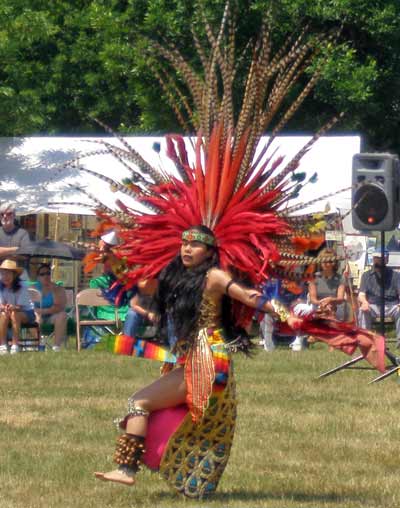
[109,124,292,290]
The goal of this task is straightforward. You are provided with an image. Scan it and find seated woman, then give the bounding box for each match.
[0,259,36,354]
[33,263,67,352]
[308,248,346,319]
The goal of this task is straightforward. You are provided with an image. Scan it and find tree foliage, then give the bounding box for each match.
[0,0,398,151]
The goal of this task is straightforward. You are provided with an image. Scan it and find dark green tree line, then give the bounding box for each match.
[0,0,398,151]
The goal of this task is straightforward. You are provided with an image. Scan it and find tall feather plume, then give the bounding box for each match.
[151,66,193,132]
[92,119,168,184]
[263,113,344,194]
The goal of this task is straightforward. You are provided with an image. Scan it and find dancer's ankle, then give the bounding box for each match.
[118,464,135,476]
[114,433,145,473]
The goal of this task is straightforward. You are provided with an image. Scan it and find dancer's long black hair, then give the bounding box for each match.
[156,225,253,353]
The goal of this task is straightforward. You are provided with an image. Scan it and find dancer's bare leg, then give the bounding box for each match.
[95,367,186,485]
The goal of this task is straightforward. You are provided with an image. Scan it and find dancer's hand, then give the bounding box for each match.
[147,311,157,323]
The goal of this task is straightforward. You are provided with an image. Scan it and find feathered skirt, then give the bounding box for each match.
[109,328,237,498]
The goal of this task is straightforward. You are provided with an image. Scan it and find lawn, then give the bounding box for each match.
[1,343,399,508]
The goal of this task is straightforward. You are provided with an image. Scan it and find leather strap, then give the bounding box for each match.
[225,279,236,296]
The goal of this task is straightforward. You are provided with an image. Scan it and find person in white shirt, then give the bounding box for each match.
[0,259,35,355]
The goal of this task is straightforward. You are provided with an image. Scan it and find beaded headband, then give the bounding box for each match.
[182,229,216,247]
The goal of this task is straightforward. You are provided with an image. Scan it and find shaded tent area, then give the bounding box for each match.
[0,135,361,290]
[0,135,360,216]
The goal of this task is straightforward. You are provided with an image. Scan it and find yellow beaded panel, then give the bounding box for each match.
[171,292,222,358]
[197,292,222,329]
[159,368,236,498]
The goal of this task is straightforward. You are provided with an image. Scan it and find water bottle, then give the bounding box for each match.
[38,338,46,352]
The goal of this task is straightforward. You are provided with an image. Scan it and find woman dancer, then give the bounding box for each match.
[95,225,281,495]
[85,6,385,497]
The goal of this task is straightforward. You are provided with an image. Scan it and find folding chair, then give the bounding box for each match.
[75,288,121,352]
[18,287,41,351]
[65,288,77,334]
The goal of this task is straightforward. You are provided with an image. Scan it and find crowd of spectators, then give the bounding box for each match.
[0,203,70,353]
[1,202,399,355]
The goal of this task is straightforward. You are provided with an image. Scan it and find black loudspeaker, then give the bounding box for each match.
[352,153,400,231]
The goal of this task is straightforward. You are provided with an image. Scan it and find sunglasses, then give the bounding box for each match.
[1,212,14,218]
[38,271,51,276]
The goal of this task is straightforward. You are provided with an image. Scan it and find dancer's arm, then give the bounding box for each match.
[206,268,275,313]
[206,269,311,329]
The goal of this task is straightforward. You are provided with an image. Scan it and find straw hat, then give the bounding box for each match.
[0,259,23,275]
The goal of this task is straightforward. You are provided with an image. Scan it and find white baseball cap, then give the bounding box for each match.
[100,230,119,246]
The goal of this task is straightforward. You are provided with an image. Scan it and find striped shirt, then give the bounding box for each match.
[359,268,400,304]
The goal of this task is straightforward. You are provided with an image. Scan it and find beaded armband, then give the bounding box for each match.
[127,397,150,418]
[114,398,149,430]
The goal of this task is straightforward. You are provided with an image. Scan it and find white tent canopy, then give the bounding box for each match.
[0,134,360,217]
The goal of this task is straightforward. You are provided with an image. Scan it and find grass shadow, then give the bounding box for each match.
[151,487,361,505]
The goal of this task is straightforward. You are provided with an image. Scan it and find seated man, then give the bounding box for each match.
[33,263,68,352]
[123,279,158,338]
[0,203,31,260]
[358,249,400,347]
[88,271,129,323]
[83,231,129,346]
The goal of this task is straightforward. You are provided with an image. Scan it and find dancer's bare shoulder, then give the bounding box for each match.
[205,268,234,294]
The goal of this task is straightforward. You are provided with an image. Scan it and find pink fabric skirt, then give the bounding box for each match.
[142,404,188,470]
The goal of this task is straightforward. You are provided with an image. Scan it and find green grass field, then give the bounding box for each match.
[1,343,399,508]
